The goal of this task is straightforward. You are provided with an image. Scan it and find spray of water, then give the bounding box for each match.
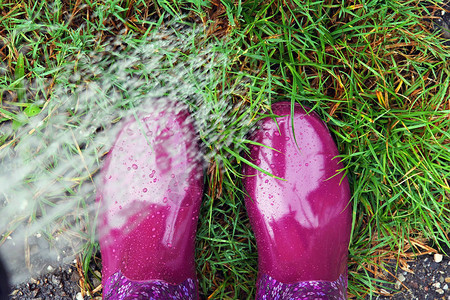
[0,22,258,284]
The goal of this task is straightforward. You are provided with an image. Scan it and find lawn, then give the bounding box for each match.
[0,0,449,299]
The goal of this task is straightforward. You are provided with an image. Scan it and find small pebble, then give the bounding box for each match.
[51,275,61,285]
[70,271,80,282]
[398,273,406,282]
[433,282,441,288]
[76,292,84,300]
[434,253,443,263]
[92,277,101,288]
[444,284,449,290]
[437,288,445,294]
[47,265,54,272]
[445,277,450,283]
[380,288,389,295]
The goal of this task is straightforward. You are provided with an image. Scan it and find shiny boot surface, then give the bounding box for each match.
[243,102,351,299]
[97,104,203,299]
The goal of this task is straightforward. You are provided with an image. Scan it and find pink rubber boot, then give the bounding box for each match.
[97,103,203,299]
[243,102,351,299]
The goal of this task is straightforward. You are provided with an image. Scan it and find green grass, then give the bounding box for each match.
[1,0,449,299]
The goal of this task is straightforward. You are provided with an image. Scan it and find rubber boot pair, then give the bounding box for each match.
[97,101,351,300]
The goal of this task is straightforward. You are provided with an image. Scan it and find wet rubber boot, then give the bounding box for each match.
[97,103,203,299]
[243,102,351,300]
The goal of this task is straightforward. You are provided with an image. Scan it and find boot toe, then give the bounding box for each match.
[243,102,351,284]
[97,104,203,286]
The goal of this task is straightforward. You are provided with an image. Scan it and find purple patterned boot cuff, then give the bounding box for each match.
[256,273,347,300]
[103,271,198,300]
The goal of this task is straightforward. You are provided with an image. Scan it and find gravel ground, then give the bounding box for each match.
[368,254,450,300]
[9,265,95,300]
[7,253,449,299]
